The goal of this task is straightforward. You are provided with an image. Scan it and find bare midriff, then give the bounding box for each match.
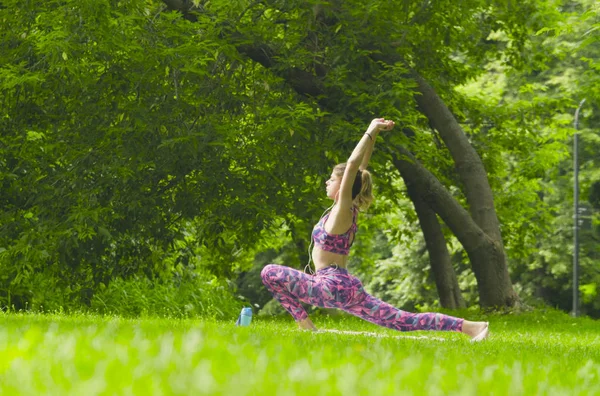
[311,246,349,271]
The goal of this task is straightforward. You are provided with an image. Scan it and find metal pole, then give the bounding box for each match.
[573,98,586,317]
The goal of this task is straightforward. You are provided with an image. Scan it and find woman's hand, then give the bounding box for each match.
[369,118,395,132]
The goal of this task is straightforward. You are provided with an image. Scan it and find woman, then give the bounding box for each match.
[261,118,489,341]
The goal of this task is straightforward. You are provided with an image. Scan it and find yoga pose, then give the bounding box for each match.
[261,118,489,341]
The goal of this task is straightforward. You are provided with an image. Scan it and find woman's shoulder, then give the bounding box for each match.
[330,204,355,215]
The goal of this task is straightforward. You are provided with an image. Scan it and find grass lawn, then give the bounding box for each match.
[0,309,598,395]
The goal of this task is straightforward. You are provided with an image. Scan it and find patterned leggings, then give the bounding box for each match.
[261,264,463,332]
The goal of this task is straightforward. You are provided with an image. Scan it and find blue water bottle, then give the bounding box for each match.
[236,307,252,326]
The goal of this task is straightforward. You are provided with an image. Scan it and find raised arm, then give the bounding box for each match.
[359,120,384,171]
[337,118,394,210]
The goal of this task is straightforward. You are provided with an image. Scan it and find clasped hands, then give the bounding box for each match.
[369,118,395,132]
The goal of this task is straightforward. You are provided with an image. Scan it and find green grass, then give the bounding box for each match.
[0,309,599,395]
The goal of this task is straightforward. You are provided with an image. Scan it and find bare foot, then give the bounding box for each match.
[298,317,318,331]
[462,320,489,342]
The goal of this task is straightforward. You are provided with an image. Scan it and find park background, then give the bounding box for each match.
[1,0,599,320]
[2,1,600,394]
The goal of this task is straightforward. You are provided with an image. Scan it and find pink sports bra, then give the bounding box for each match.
[311,207,358,256]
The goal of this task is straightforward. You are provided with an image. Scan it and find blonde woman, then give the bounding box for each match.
[261,119,489,341]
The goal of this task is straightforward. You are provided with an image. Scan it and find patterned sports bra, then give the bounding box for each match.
[311,206,359,256]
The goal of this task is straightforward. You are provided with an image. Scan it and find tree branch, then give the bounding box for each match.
[386,144,490,253]
[413,74,503,243]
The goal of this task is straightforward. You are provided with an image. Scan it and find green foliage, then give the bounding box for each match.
[1,254,244,320]
[1,0,598,316]
[496,0,600,316]
[90,272,242,319]
[0,0,336,308]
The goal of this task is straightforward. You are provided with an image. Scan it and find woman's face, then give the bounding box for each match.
[325,172,341,200]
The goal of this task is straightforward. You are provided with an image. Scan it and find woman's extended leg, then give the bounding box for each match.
[344,292,464,332]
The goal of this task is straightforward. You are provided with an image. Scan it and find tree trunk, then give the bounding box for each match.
[412,76,519,308]
[404,178,466,309]
[391,143,518,308]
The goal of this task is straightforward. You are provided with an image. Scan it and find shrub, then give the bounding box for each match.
[90,272,243,319]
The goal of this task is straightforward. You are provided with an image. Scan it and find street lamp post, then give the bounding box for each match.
[573,98,586,317]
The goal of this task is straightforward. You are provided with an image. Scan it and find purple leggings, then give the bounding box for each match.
[261,264,463,332]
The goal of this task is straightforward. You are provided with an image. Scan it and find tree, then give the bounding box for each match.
[0,0,333,308]
[161,0,551,307]
[1,0,573,311]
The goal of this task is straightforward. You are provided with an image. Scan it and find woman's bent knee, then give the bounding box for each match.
[260,264,279,284]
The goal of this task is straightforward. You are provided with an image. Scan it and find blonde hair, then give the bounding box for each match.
[333,163,373,210]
